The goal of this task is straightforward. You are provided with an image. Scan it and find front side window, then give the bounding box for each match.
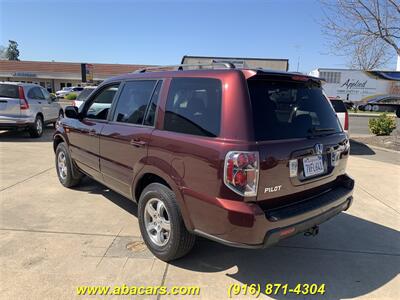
[164,78,222,137]
[113,80,157,125]
[144,81,162,126]
[86,84,119,120]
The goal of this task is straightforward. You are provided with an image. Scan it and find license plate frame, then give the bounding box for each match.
[303,155,324,178]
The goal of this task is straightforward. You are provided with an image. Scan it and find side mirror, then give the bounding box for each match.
[50,94,57,101]
[64,106,80,119]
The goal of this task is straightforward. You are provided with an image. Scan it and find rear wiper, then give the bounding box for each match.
[307,127,336,137]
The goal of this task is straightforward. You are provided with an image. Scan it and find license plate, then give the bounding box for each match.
[303,155,324,177]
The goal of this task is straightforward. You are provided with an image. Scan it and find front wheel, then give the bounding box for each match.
[138,183,195,261]
[54,110,64,127]
[55,142,82,187]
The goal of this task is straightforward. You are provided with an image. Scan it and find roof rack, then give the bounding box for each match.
[134,62,235,73]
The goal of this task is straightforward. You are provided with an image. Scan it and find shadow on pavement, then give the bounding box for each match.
[350,139,375,155]
[73,179,399,299]
[172,213,399,299]
[73,177,138,217]
[0,127,54,142]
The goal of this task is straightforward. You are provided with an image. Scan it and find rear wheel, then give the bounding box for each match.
[29,115,43,138]
[55,142,82,187]
[138,183,195,261]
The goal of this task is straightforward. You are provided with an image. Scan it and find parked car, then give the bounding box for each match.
[56,86,84,98]
[53,64,354,261]
[357,96,400,117]
[0,82,64,137]
[329,98,349,133]
[72,86,97,108]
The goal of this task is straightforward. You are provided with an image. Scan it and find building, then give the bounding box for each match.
[181,55,289,71]
[309,68,400,103]
[0,60,149,92]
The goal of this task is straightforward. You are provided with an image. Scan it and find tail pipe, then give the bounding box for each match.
[304,225,319,237]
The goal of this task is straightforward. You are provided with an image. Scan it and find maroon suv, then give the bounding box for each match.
[53,64,354,261]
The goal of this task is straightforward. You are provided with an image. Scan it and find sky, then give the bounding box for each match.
[0,0,397,73]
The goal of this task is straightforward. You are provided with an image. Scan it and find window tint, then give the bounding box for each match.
[113,80,157,125]
[164,78,222,137]
[28,87,45,99]
[248,79,342,141]
[330,99,347,113]
[0,84,19,98]
[76,88,95,101]
[144,81,162,126]
[86,84,119,120]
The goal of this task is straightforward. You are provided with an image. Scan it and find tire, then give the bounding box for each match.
[55,142,82,187]
[29,115,44,138]
[372,105,379,112]
[138,183,195,261]
[396,107,400,118]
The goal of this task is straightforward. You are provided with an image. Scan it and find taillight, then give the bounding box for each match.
[224,151,259,197]
[18,86,29,110]
[344,111,349,131]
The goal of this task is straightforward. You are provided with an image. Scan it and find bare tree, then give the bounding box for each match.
[320,0,399,69]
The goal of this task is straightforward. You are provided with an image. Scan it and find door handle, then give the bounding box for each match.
[130,138,147,147]
[88,129,97,136]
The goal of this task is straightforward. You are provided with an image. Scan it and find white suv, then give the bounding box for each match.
[0,82,63,137]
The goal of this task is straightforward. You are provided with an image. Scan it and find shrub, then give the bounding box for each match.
[66,93,77,100]
[368,113,397,136]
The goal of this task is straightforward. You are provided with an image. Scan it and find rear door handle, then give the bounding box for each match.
[88,129,97,136]
[130,139,147,147]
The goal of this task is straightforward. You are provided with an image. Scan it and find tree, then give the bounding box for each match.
[0,45,7,60]
[6,40,20,61]
[320,0,400,69]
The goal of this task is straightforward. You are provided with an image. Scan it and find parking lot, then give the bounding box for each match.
[0,127,399,299]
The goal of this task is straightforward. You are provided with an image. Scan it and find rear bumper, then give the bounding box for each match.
[0,116,35,129]
[189,175,354,248]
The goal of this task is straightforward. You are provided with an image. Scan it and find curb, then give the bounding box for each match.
[349,113,396,117]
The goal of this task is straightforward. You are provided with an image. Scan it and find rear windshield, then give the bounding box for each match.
[0,84,19,98]
[77,88,95,101]
[330,99,347,113]
[248,79,342,141]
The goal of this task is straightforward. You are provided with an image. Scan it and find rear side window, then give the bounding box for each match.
[0,84,19,98]
[113,80,157,125]
[330,99,347,113]
[248,79,342,141]
[27,87,45,100]
[164,78,222,137]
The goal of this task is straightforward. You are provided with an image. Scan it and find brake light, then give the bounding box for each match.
[18,86,29,110]
[344,111,349,130]
[292,75,309,81]
[224,151,259,197]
